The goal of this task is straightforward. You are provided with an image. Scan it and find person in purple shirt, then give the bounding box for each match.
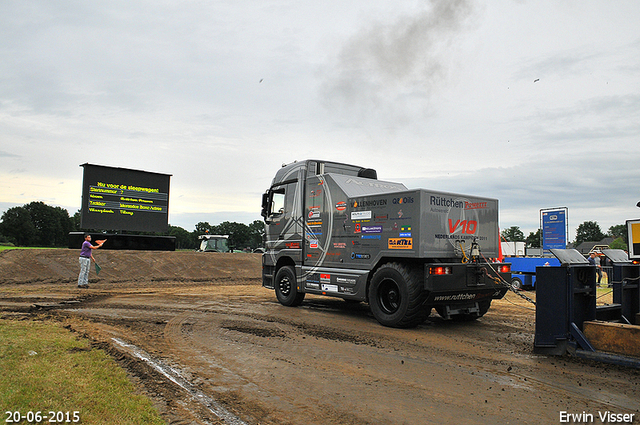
[77,234,105,288]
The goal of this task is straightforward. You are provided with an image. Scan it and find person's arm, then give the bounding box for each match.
[89,240,104,260]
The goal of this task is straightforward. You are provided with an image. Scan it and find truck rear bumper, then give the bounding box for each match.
[423,262,510,304]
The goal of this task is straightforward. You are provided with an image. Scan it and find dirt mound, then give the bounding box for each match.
[0,249,262,285]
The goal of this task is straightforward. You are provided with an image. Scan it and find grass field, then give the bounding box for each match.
[0,319,165,425]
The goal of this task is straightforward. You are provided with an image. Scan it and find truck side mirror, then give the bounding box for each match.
[261,192,270,220]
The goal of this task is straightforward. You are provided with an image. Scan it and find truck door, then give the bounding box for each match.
[264,181,303,255]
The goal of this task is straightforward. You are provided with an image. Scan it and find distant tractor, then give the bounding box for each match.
[197,235,230,252]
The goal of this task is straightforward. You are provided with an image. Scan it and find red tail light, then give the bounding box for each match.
[498,264,511,273]
[429,266,452,275]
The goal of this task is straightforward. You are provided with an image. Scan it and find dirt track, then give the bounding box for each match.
[1,249,639,424]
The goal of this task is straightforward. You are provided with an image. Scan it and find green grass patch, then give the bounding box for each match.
[0,246,61,252]
[0,319,165,424]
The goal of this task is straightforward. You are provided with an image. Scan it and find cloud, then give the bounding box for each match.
[320,0,477,127]
[0,151,20,158]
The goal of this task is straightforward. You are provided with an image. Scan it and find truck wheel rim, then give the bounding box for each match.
[278,276,291,296]
[378,279,400,314]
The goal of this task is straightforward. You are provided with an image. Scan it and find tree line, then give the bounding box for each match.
[0,201,264,251]
[501,221,628,250]
[0,201,629,251]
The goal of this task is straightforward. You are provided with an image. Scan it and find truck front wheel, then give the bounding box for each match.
[368,263,429,328]
[275,265,305,306]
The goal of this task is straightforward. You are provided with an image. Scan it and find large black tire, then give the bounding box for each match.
[368,263,429,328]
[274,265,305,306]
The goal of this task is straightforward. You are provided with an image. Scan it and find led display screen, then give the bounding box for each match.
[80,164,171,232]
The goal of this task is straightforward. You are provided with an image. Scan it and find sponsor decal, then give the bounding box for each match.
[285,242,301,249]
[431,197,487,210]
[448,219,478,235]
[321,284,338,292]
[435,234,488,241]
[361,235,381,240]
[354,223,361,233]
[336,276,357,285]
[339,286,355,294]
[309,239,318,248]
[306,282,320,290]
[362,225,382,234]
[333,242,347,249]
[433,293,476,301]
[351,252,371,260]
[336,201,347,211]
[430,196,465,209]
[399,226,411,237]
[388,238,413,249]
[320,273,331,283]
[308,210,320,219]
[310,189,322,198]
[351,211,372,220]
[392,196,414,204]
[464,201,488,210]
[375,214,389,221]
[351,199,387,208]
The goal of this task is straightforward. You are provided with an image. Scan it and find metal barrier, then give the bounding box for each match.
[534,249,596,355]
[603,250,639,325]
[534,249,640,367]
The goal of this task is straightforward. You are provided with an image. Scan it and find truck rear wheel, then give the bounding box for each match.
[368,263,429,328]
[275,266,305,306]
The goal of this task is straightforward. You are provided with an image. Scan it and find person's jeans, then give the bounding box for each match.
[78,256,90,286]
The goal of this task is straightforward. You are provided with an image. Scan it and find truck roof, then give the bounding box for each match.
[271,159,377,187]
[330,173,408,197]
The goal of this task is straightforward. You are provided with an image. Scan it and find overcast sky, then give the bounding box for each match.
[1,0,639,241]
